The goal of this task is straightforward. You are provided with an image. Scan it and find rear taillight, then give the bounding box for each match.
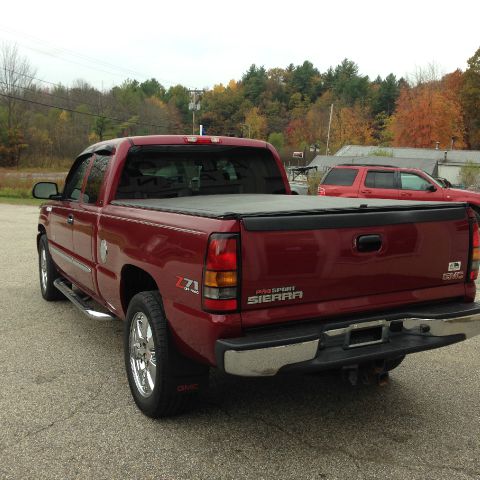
[470,221,480,280]
[318,186,325,195]
[203,234,239,312]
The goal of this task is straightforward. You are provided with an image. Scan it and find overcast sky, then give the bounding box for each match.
[1,0,479,91]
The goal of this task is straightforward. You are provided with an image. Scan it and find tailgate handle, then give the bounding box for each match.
[356,234,382,252]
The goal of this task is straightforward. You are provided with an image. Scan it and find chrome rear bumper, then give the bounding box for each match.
[217,302,480,377]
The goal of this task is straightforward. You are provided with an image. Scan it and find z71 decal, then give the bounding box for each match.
[247,285,303,305]
[176,276,199,294]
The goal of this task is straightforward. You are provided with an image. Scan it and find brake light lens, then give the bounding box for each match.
[318,186,326,195]
[184,136,221,144]
[203,234,239,312]
[470,221,480,280]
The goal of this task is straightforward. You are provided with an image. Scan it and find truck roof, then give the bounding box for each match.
[79,135,269,157]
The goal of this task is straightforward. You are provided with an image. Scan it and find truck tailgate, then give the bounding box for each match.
[240,204,470,325]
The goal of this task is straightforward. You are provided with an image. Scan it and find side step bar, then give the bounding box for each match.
[54,278,114,321]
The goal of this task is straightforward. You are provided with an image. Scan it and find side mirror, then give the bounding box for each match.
[426,184,437,192]
[32,182,60,200]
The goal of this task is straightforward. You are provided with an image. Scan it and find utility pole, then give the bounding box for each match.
[325,103,333,155]
[188,89,203,134]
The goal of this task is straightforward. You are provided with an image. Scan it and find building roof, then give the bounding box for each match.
[334,145,480,164]
[308,155,439,175]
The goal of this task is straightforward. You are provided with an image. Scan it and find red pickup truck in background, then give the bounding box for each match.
[318,164,480,215]
[33,137,480,418]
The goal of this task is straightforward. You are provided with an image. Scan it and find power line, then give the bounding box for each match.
[0,27,191,89]
[0,79,103,112]
[0,26,149,78]
[0,36,133,81]
[0,92,167,129]
[1,66,59,89]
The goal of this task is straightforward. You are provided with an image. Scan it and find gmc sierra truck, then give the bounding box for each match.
[33,135,480,418]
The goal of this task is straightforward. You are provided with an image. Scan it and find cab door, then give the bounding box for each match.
[71,154,112,295]
[399,171,446,201]
[359,169,399,200]
[49,154,92,279]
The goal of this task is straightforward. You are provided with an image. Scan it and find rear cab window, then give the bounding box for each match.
[115,145,286,199]
[321,168,358,186]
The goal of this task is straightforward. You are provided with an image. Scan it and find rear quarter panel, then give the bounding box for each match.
[97,204,242,364]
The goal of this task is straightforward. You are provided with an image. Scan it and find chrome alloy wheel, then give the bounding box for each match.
[40,246,48,292]
[129,312,157,398]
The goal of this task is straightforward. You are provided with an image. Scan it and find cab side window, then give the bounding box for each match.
[400,173,431,191]
[83,155,111,204]
[63,155,92,201]
[365,171,396,189]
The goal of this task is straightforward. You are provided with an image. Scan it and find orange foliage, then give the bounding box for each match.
[330,104,374,151]
[390,83,465,149]
[285,118,309,146]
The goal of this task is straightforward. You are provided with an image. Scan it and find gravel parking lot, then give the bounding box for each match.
[0,203,479,480]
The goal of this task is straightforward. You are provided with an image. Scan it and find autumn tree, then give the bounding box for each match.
[244,107,267,139]
[164,84,190,127]
[390,82,465,149]
[0,43,36,166]
[304,91,335,153]
[462,48,480,149]
[199,80,244,136]
[285,117,309,147]
[329,103,374,152]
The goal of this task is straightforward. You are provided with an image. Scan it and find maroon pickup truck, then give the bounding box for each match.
[33,136,480,418]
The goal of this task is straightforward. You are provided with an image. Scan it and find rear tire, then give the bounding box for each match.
[38,235,64,301]
[124,291,208,418]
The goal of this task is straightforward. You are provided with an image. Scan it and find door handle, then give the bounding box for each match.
[360,190,372,194]
[67,214,74,225]
[356,234,382,252]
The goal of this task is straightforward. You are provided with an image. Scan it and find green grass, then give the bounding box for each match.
[0,187,33,198]
[0,196,43,206]
[0,169,66,204]
[370,148,394,157]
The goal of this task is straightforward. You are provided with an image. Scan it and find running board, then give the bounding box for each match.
[54,278,114,321]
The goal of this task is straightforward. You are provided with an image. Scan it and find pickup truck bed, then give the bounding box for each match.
[112,194,465,219]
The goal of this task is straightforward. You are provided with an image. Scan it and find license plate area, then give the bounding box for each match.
[345,320,388,349]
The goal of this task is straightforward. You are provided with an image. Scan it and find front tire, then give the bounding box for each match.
[38,235,63,301]
[124,291,208,418]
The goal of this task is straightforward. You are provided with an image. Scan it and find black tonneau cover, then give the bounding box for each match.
[111,195,468,231]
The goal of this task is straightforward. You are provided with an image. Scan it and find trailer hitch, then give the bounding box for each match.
[342,361,389,387]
